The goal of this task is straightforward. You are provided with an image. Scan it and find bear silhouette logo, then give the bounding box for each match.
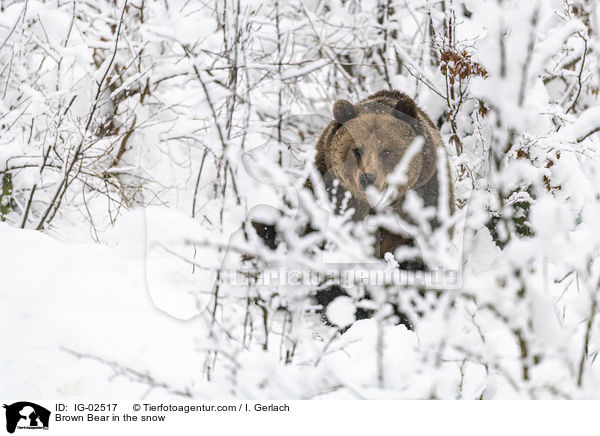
[3,402,50,433]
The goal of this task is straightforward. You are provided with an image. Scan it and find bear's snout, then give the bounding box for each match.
[359,173,376,190]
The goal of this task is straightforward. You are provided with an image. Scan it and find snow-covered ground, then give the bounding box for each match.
[0,215,208,399]
[0,210,462,400]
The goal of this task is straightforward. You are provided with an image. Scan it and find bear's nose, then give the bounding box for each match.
[359,173,376,190]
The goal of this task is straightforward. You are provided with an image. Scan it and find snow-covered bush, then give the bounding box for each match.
[2,0,600,399]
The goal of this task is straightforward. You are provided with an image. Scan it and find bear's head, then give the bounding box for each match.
[320,95,436,206]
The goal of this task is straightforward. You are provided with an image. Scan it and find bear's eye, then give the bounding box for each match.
[380,149,392,158]
[351,146,363,159]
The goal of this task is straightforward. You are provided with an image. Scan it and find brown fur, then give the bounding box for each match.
[314,90,455,259]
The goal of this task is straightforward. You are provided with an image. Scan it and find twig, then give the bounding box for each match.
[61,347,193,398]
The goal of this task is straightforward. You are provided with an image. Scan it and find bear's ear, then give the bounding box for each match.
[333,100,358,124]
[393,96,418,120]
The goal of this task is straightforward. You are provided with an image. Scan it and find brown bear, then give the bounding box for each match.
[249,90,455,329]
[311,89,455,261]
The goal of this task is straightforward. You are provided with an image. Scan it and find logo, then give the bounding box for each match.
[3,402,50,433]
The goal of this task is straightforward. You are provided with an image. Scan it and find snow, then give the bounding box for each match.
[559,107,600,142]
[325,296,355,327]
[2,0,600,400]
[530,195,575,238]
[0,222,204,399]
